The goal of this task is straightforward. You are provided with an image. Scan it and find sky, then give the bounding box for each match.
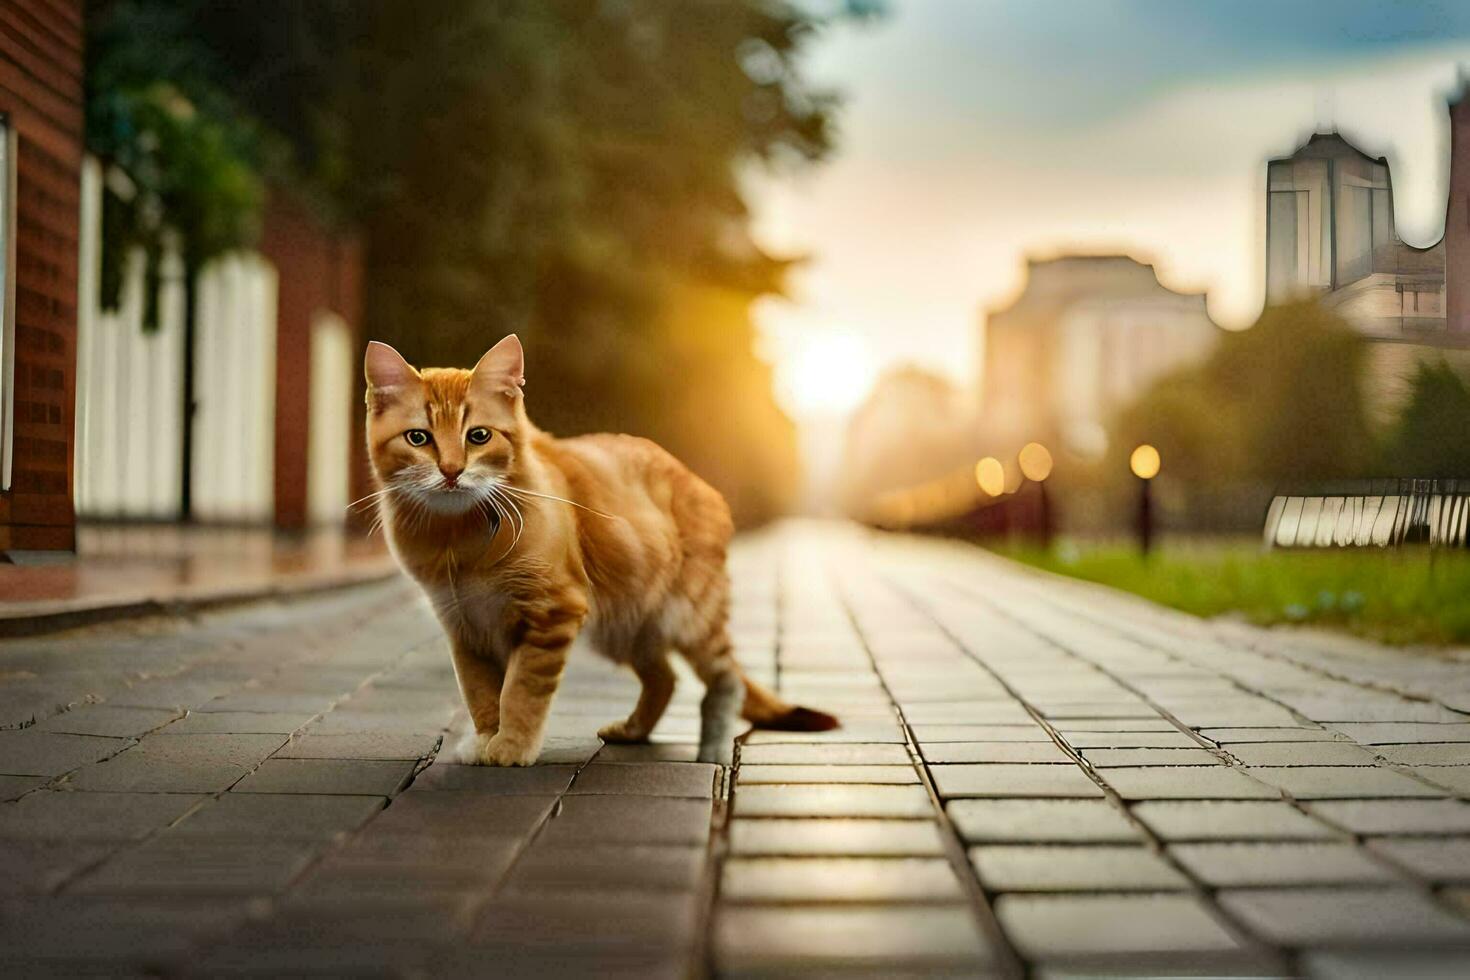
[750,0,1470,430]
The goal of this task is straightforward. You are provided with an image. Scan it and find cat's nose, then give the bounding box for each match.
[439,464,463,486]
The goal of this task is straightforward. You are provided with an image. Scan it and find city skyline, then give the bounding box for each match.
[753,1,1470,425]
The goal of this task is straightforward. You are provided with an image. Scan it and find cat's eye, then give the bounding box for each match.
[404,429,431,447]
[467,427,492,446]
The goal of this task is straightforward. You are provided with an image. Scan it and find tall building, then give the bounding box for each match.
[979,255,1220,461]
[1265,132,1449,340]
[1263,95,1470,419]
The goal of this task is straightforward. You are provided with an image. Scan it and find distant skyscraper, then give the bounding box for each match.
[1265,132,1447,339]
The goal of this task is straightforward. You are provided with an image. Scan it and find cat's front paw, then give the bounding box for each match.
[451,732,493,765]
[480,733,539,767]
[597,719,650,744]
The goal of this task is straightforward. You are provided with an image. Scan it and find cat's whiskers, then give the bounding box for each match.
[498,483,620,521]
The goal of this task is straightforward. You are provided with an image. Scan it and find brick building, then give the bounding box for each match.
[0,0,82,553]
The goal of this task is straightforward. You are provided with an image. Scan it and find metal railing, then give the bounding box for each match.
[1263,479,1470,549]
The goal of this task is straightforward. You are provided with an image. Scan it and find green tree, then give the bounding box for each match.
[1380,360,1470,477]
[1116,301,1372,490]
[200,0,853,523]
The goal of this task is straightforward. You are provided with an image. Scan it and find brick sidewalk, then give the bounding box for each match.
[2,523,1469,977]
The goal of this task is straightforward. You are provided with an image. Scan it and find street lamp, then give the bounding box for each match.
[1130,444,1161,554]
[1018,442,1054,547]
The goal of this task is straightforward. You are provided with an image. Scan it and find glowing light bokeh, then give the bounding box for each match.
[774,330,878,417]
[975,457,1005,496]
[1018,442,1054,482]
[1131,443,1162,480]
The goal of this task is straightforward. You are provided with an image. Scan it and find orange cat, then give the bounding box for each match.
[364,336,837,765]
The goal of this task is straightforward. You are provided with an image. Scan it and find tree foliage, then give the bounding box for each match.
[86,0,269,326]
[1380,359,1470,477]
[1115,301,1373,488]
[86,0,854,523]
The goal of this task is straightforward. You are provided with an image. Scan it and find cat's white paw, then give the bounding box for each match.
[452,732,493,765]
[480,733,539,767]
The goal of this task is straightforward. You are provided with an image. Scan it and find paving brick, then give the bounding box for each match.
[1332,723,1470,745]
[0,731,129,778]
[1102,767,1279,800]
[910,724,1053,743]
[0,840,117,895]
[714,905,991,971]
[306,711,448,736]
[169,793,384,840]
[165,710,320,735]
[1169,841,1396,886]
[0,896,251,964]
[1131,801,1336,841]
[1218,887,1470,946]
[63,733,289,793]
[734,783,934,819]
[1413,766,1470,796]
[1227,742,1381,767]
[595,742,703,763]
[506,843,705,893]
[970,844,1187,891]
[32,706,181,738]
[931,764,1102,799]
[231,758,417,796]
[739,743,911,765]
[1061,730,1204,749]
[1198,727,1342,744]
[1366,836,1470,882]
[328,830,522,876]
[920,742,1073,764]
[70,839,320,896]
[0,774,43,800]
[196,692,342,715]
[474,892,698,949]
[996,893,1247,958]
[1040,702,1158,720]
[273,731,442,761]
[901,701,1033,723]
[722,856,963,903]
[745,725,906,745]
[736,764,918,784]
[947,799,1141,844]
[365,792,557,839]
[1307,799,1470,836]
[1376,743,1470,767]
[410,762,577,794]
[728,818,946,857]
[1302,949,1470,980]
[1082,747,1223,767]
[540,795,712,845]
[0,790,205,841]
[1052,719,1178,733]
[1248,766,1444,800]
[569,762,716,798]
[534,736,606,765]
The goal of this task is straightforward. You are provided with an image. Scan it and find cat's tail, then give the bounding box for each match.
[739,669,840,732]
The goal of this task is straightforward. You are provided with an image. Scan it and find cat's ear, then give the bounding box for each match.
[472,334,526,396]
[364,341,418,391]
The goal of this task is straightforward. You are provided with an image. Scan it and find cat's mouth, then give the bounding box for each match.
[417,483,486,515]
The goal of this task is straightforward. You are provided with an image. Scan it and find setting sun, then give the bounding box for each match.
[775,330,879,418]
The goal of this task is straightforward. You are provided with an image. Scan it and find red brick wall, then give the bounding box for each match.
[258,190,364,531]
[0,0,82,552]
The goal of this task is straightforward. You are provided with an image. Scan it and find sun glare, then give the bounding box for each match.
[777,331,879,418]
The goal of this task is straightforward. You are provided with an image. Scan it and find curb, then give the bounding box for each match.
[0,566,402,639]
